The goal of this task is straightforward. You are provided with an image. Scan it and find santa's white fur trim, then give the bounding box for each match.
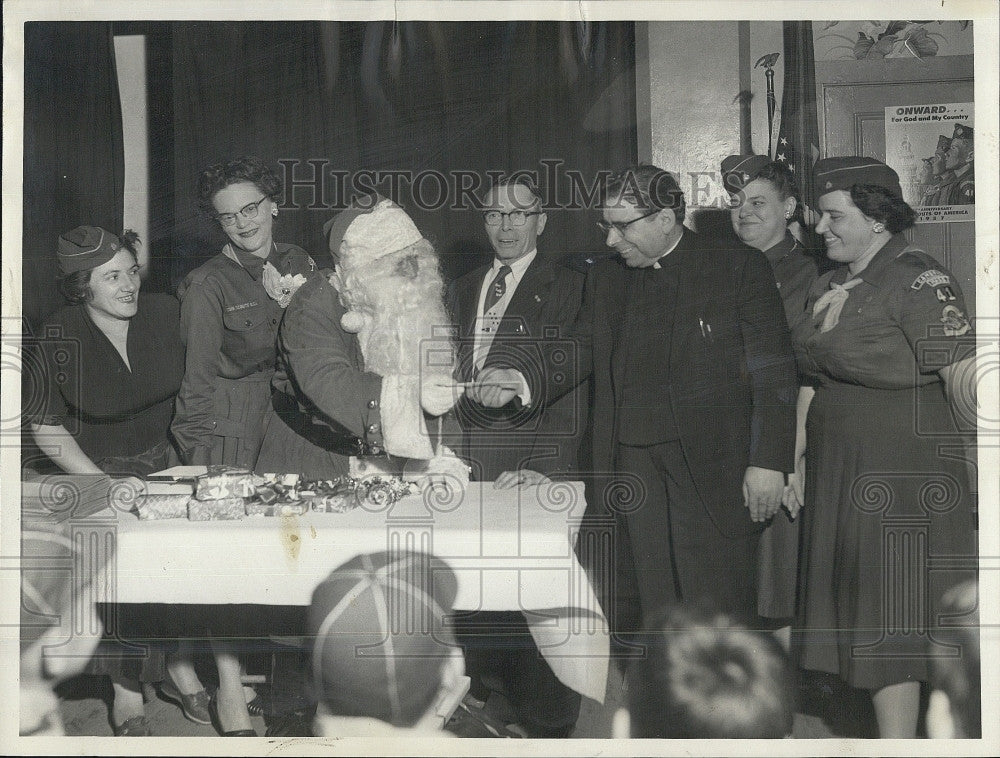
[340,198,423,269]
[379,374,434,460]
[340,310,368,333]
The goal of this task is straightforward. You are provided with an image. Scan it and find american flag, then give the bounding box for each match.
[774,21,821,214]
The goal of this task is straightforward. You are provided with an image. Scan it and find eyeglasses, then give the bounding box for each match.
[483,210,544,227]
[214,196,270,226]
[596,208,660,235]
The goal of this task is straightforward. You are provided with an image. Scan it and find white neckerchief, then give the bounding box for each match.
[472,249,537,371]
[812,276,864,332]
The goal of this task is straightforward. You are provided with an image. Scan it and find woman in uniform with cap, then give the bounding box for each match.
[170,156,316,736]
[27,226,209,735]
[787,157,978,737]
[721,155,819,646]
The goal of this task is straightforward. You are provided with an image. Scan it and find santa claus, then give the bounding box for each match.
[256,195,467,487]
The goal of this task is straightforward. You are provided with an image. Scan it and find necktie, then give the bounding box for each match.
[482,265,512,315]
[812,276,863,333]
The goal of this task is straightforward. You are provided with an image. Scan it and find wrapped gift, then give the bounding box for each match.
[258,472,301,487]
[309,493,362,513]
[194,468,261,501]
[246,501,310,517]
[187,497,246,521]
[136,494,189,520]
[356,476,416,506]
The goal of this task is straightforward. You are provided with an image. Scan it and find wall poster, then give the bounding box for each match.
[885,101,974,223]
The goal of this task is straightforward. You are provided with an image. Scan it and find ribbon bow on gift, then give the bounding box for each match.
[812,276,863,333]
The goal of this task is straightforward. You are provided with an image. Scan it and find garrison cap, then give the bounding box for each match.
[812,156,903,200]
[720,154,771,193]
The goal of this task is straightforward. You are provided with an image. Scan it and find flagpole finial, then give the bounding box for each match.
[754,52,780,69]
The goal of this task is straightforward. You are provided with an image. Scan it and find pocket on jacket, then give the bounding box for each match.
[223,304,267,333]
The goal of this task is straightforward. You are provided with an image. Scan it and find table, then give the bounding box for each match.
[82,480,610,703]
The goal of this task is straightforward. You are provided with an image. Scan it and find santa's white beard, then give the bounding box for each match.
[339,251,454,380]
[337,248,457,461]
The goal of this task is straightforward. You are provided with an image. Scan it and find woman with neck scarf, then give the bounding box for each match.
[787,157,978,738]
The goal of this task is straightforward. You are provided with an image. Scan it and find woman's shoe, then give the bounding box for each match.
[159,678,212,725]
[113,715,151,736]
[209,694,258,737]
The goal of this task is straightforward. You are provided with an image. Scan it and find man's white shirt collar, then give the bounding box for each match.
[491,249,537,281]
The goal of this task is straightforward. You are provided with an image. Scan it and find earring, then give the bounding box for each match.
[272,208,278,217]
[872,222,885,233]
[784,212,792,220]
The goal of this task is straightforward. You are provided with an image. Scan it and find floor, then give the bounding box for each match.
[54,662,881,740]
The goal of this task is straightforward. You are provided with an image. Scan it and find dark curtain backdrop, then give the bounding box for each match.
[23,22,125,326]
[168,21,636,284]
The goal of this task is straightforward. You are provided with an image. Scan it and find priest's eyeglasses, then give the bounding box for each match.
[596,208,660,235]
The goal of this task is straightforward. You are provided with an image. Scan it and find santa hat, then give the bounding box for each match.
[325,196,423,269]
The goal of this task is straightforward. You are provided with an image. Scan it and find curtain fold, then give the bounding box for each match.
[22,22,124,325]
[168,21,637,284]
[170,21,348,286]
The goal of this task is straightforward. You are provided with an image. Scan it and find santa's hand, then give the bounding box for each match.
[473,368,522,408]
[420,376,464,416]
[494,469,552,489]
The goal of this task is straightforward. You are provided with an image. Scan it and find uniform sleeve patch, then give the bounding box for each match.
[911,269,951,290]
[941,304,971,337]
[934,285,957,302]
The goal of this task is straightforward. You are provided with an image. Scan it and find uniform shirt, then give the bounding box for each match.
[171,242,315,460]
[793,234,974,390]
[28,293,184,463]
[920,175,948,207]
[472,250,537,372]
[943,161,975,205]
[762,232,818,331]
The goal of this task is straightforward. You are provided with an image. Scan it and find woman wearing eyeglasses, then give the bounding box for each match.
[172,156,315,471]
[171,156,315,735]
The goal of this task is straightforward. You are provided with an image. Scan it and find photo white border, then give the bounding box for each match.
[2,1,997,756]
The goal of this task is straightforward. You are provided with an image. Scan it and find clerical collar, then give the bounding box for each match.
[651,231,684,269]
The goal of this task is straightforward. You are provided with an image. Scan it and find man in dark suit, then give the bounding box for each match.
[475,165,797,640]
[446,177,587,737]
[449,178,587,482]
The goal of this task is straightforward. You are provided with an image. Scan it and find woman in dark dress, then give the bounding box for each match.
[170,157,315,735]
[721,155,818,645]
[27,226,209,735]
[787,158,978,737]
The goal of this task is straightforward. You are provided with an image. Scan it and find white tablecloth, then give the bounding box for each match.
[98,480,609,702]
